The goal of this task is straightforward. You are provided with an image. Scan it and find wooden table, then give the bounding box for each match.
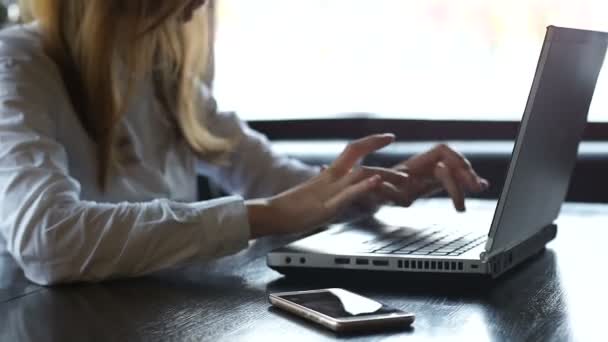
[1,199,607,342]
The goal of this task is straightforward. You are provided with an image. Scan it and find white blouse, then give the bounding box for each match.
[0,24,317,285]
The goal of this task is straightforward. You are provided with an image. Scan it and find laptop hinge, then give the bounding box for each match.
[482,223,557,261]
[481,224,557,278]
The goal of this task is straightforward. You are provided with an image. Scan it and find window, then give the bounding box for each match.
[214,0,608,121]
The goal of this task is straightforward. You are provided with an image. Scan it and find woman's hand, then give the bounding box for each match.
[246,134,396,238]
[246,136,489,238]
[360,144,489,213]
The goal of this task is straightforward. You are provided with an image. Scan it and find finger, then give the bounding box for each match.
[408,144,487,192]
[443,157,484,192]
[329,166,366,193]
[403,144,446,173]
[410,178,443,199]
[436,144,472,171]
[325,166,380,198]
[325,175,383,212]
[434,161,466,212]
[433,158,480,193]
[332,167,410,207]
[433,145,491,192]
[349,190,385,213]
[330,134,395,176]
[359,166,409,188]
[338,166,409,190]
[376,181,416,207]
[405,144,468,173]
[454,168,490,193]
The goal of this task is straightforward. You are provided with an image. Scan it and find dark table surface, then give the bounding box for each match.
[1,199,607,342]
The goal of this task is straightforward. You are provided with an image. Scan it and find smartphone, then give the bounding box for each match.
[269,288,415,333]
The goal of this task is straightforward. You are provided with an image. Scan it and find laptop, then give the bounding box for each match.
[267,26,608,279]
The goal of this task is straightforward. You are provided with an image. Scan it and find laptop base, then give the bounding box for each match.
[268,224,557,279]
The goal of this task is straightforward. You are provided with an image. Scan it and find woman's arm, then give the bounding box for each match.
[0,110,251,286]
[0,40,251,286]
[197,107,319,199]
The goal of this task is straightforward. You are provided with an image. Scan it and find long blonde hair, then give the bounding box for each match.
[20,0,235,188]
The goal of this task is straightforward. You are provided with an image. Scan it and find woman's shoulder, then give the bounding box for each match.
[0,21,39,42]
[0,24,71,137]
[0,23,61,82]
[0,23,45,58]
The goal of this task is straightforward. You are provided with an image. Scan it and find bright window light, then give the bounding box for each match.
[214,0,608,121]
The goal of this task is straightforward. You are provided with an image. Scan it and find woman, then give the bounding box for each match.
[0,0,488,285]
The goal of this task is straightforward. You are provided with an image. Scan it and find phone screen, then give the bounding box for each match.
[277,289,403,319]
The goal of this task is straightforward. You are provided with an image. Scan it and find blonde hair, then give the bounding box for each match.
[20,0,235,188]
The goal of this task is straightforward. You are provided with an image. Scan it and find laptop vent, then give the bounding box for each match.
[397,260,464,272]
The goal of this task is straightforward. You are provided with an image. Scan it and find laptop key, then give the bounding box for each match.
[422,243,443,249]
[374,249,397,254]
[435,248,455,252]
[364,230,486,255]
[417,249,438,254]
[395,247,418,252]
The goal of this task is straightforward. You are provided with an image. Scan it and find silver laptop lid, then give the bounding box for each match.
[484,26,608,258]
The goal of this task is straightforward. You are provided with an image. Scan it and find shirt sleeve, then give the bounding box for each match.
[0,33,250,286]
[197,105,320,199]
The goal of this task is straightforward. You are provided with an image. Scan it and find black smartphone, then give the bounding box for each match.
[269,288,415,333]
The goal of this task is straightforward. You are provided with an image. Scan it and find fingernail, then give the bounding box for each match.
[479,179,489,190]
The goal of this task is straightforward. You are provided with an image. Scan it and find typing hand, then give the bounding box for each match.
[368,144,489,212]
[246,134,396,237]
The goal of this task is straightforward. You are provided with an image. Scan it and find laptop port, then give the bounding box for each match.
[300,257,306,264]
[372,260,389,266]
[355,258,369,265]
[334,258,350,265]
[285,257,292,264]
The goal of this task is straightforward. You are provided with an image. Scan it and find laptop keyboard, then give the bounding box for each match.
[361,229,487,256]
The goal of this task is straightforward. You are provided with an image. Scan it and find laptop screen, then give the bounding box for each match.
[485,26,608,257]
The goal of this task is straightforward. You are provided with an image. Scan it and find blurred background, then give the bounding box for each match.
[213,0,608,121]
[1,1,607,201]
[2,0,606,122]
